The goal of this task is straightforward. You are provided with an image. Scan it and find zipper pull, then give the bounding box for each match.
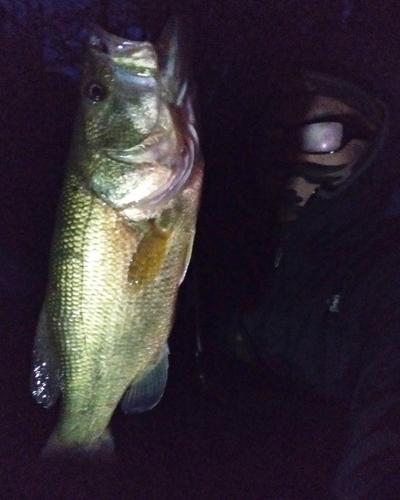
[327,294,341,313]
[274,246,283,267]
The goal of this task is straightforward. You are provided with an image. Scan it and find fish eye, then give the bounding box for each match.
[86,82,108,102]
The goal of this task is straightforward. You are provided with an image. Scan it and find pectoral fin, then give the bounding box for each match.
[30,306,61,409]
[128,220,172,289]
[121,346,169,414]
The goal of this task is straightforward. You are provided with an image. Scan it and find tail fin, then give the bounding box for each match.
[41,429,116,463]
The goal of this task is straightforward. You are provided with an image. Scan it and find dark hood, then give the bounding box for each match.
[232,3,400,240]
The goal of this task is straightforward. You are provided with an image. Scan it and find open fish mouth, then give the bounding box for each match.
[85,23,199,214]
[99,105,198,212]
[89,25,158,75]
[103,125,177,165]
[100,131,196,212]
[133,120,198,210]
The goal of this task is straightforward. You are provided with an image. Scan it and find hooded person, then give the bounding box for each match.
[196,3,400,499]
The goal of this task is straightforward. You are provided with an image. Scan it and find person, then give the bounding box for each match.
[196,3,400,499]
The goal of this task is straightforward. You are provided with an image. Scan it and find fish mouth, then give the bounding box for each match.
[103,133,196,210]
[97,116,198,212]
[104,126,176,166]
[87,25,200,214]
[89,25,158,76]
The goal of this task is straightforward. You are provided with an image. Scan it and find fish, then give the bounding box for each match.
[30,21,203,456]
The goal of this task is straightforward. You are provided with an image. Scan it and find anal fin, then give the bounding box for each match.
[121,346,169,414]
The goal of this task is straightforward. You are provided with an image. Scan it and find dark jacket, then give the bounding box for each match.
[243,194,400,499]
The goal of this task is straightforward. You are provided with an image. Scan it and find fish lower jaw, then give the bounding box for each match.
[120,203,163,221]
[120,195,175,221]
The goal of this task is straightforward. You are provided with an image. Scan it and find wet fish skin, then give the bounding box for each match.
[31,22,203,453]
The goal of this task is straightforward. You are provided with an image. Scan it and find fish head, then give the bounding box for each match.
[81,27,160,152]
[76,23,199,217]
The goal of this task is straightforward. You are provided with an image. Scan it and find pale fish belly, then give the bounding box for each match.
[43,168,140,446]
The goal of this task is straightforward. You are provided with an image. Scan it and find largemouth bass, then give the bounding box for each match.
[30,22,203,454]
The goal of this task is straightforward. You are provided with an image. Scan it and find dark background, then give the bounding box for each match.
[0,1,397,498]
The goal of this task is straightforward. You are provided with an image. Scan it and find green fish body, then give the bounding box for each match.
[31,24,203,454]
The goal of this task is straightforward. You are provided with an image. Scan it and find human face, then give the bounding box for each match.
[265,94,381,221]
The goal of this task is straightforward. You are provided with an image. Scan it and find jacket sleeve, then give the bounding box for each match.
[332,295,400,499]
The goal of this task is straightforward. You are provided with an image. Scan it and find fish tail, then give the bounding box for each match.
[41,429,116,462]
